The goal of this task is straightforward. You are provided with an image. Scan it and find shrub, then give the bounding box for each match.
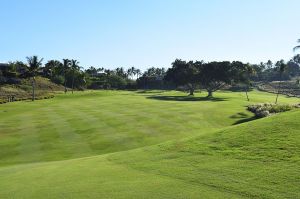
[247,103,299,118]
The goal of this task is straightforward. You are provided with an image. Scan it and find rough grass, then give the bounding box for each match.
[0,90,299,198]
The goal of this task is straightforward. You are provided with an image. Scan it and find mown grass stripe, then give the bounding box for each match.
[46,108,92,158]
[17,113,42,164]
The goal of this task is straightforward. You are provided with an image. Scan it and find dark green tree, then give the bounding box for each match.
[165,59,200,95]
[231,62,255,101]
[198,61,234,97]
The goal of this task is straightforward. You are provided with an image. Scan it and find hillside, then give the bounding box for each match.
[0,77,64,103]
[0,105,299,198]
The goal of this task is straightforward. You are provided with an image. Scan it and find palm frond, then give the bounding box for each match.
[293,45,300,52]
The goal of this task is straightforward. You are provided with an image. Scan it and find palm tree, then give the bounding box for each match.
[63,59,70,94]
[293,39,300,52]
[127,68,133,79]
[131,66,136,79]
[26,56,43,101]
[275,60,287,104]
[70,60,80,94]
[45,60,62,79]
[135,69,141,79]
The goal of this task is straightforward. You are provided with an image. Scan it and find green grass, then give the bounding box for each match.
[0,90,299,198]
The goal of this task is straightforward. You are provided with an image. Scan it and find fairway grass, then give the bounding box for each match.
[0,90,299,198]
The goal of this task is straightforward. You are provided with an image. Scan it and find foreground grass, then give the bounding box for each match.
[0,90,298,167]
[0,105,299,198]
[0,90,299,198]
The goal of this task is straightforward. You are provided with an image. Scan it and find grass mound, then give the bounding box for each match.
[109,109,300,198]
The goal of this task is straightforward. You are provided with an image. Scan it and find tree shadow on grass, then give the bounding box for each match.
[135,90,166,94]
[147,95,228,102]
[230,112,258,125]
[233,116,257,125]
[230,112,249,119]
[228,87,254,92]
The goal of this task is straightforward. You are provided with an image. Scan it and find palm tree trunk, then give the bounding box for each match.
[275,75,282,104]
[245,86,249,101]
[64,72,67,94]
[275,82,281,104]
[72,70,75,94]
[64,81,67,93]
[32,76,35,101]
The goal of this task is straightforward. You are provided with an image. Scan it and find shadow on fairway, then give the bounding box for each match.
[147,95,227,102]
[228,87,254,92]
[233,116,257,125]
[135,90,166,94]
[230,112,258,125]
[230,112,249,119]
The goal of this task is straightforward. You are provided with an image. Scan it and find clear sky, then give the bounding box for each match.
[1,0,300,70]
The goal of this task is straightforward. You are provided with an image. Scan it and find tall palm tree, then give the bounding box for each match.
[26,56,43,101]
[293,39,300,52]
[135,69,141,79]
[63,59,71,94]
[275,61,287,104]
[70,60,80,94]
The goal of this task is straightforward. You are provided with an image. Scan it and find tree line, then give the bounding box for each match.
[0,41,299,101]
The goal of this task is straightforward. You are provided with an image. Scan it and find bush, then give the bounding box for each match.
[247,103,299,118]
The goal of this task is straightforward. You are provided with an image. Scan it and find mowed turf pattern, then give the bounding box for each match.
[0,90,299,198]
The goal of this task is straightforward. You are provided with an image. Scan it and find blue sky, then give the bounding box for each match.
[1,0,300,70]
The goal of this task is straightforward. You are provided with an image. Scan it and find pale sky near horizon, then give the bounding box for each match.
[1,0,300,70]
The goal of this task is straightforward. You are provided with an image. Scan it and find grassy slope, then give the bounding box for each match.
[0,77,64,103]
[0,90,299,198]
